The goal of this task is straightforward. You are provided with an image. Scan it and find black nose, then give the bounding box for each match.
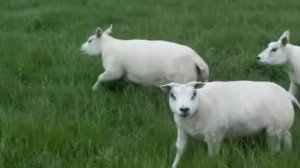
[257,56,260,60]
[180,107,190,113]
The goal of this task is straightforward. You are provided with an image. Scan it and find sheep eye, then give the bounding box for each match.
[191,91,197,100]
[270,47,278,52]
[170,92,176,100]
[88,39,93,43]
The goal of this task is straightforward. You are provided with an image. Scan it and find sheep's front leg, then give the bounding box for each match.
[172,129,187,168]
[92,69,123,91]
[205,133,222,156]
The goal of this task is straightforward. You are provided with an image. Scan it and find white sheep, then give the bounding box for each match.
[160,81,298,168]
[257,30,300,99]
[80,25,209,91]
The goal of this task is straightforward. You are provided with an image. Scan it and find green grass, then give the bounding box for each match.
[1,0,300,167]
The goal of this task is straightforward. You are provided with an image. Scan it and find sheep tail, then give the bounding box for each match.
[289,93,300,109]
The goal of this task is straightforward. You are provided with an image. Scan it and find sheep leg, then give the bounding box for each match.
[92,70,123,91]
[172,129,187,168]
[266,129,281,153]
[281,131,292,152]
[205,133,222,156]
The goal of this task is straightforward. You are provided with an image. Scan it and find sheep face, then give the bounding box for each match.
[81,34,102,56]
[80,25,113,56]
[161,82,205,119]
[257,30,290,65]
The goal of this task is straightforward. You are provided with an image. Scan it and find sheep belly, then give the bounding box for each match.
[224,121,266,137]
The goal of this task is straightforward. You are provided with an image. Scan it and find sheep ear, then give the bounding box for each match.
[103,24,113,35]
[160,83,178,92]
[96,27,103,38]
[278,30,290,46]
[188,81,205,89]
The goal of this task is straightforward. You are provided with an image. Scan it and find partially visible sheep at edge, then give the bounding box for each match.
[257,30,300,100]
[161,81,299,168]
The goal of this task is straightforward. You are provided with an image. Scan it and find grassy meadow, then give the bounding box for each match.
[2,0,300,167]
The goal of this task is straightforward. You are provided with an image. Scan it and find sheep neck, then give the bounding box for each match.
[99,35,116,55]
[286,44,300,85]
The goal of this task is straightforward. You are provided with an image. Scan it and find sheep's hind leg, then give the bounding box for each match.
[266,128,281,153]
[281,130,292,152]
[92,70,123,91]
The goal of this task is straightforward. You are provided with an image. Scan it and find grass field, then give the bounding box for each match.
[1,0,300,167]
